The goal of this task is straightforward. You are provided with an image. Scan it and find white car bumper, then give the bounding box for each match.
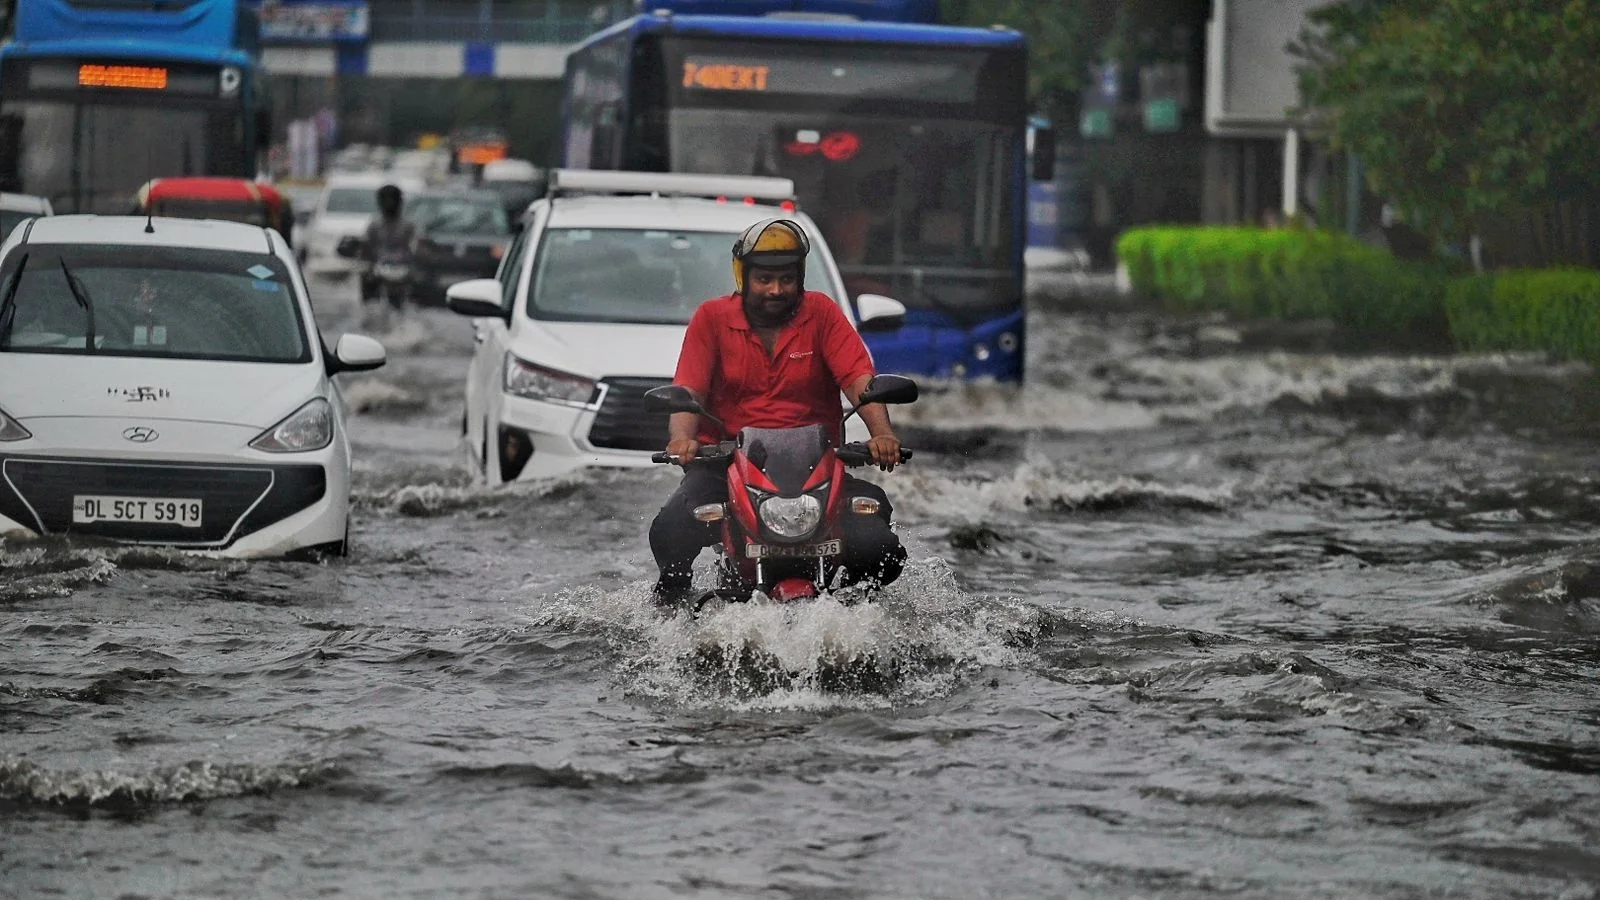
[498,392,658,481]
[0,443,351,558]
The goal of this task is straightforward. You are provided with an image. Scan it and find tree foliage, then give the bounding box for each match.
[940,0,1094,121]
[1294,0,1600,241]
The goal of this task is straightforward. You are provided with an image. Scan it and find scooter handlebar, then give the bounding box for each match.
[836,443,914,467]
[650,442,736,466]
[654,442,910,467]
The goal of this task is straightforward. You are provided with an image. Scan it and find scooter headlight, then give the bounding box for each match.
[758,494,822,539]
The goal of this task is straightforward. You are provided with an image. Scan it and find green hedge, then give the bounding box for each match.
[1116,226,1453,338]
[1445,269,1600,363]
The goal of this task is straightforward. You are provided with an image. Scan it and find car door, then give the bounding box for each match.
[464,209,537,469]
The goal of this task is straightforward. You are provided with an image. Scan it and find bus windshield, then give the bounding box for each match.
[0,99,247,214]
[668,111,1015,314]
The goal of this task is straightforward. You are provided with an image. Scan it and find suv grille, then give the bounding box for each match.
[587,377,670,452]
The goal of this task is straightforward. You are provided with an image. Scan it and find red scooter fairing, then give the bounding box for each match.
[719,424,851,602]
[645,374,919,606]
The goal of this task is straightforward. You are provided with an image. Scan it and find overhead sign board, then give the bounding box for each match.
[257,1,369,43]
[1205,0,1334,136]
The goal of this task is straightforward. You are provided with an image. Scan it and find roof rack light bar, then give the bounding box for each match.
[547,169,796,203]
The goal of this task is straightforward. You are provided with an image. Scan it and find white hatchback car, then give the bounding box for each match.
[0,215,387,557]
[447,170,907,483]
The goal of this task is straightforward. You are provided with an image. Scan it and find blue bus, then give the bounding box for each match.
[0,0,267,214]
[560,0,1052,382]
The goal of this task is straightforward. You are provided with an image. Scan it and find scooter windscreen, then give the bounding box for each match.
[738,424,830,497]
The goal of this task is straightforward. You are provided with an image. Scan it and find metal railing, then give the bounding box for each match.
[367,13,602,43]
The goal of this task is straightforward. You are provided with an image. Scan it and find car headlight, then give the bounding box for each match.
[758,493,822,539]
[250,398,333,452]
[0,406,31,441]
[503,354,597,407]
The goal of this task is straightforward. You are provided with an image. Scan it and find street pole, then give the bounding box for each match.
[1282,127,1299,219]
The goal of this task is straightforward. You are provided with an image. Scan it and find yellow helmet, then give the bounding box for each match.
[731,218,809,295]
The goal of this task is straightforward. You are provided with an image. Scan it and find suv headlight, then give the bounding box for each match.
[250,398,333,452]
[758,493,822,539]
[503,354,597,407]
[0,407,31,441]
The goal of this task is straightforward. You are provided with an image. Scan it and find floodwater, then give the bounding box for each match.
[3,272,1598,899]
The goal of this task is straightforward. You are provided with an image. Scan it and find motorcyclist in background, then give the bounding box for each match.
[359,184,416,309]
[648,217,907,606]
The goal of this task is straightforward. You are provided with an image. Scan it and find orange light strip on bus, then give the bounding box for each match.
[79,64,169,90]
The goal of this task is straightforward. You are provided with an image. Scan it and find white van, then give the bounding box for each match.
[446,170,907,482]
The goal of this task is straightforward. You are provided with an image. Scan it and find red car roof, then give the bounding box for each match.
[138,177,284,206]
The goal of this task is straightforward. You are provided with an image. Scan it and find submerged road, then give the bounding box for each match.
[3,271,1598,899]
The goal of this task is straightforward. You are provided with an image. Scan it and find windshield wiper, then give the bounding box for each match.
[57,258,96,354]
[0,253,28,350]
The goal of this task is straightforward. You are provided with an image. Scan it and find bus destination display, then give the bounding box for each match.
[679,54,977,103]
[22,60,236,98]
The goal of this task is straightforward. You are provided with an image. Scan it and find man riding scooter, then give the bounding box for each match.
[649,218,907,606]
[358,184,416,311]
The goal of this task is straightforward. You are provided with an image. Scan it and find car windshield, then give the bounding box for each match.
[0,245,309,362]
[408,195,510,236]
[323,188,379,215]
[528,227,833,326]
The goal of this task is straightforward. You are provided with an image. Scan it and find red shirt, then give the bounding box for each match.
[674,291,875,446]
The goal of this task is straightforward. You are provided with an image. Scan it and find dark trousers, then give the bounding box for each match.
[650,467,906,592]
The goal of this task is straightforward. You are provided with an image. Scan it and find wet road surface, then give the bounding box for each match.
[3,272,1598,899]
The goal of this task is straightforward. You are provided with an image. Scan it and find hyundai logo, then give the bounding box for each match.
[122,426,160,444]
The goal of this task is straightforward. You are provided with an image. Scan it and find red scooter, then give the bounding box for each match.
[647,374,917,605]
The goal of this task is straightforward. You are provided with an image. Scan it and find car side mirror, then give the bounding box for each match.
[643,384,706,416]
[335,235,362,259]
[855,293,906,332]
[446,278,508,320]
[857,373,918,406]
[330,333,387,374]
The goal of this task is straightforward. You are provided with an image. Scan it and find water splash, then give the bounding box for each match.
[353,470,594,517]
[520,557,1039,711]
[342,378,428,416]
[884,462,1236,524]
[0,755,344,812]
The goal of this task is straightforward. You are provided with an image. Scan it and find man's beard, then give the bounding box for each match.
[743,293,801,328]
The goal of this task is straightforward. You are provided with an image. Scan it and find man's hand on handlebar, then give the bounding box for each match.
[867,433,902,471]
[664,438,700,466]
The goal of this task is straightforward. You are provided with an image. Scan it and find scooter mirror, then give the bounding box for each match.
[644,384,706,416]
[857,374,919,406]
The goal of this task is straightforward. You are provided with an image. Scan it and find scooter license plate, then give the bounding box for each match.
[746,539,841,559]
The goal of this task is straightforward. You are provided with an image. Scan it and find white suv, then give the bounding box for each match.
[447,169,907,483]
